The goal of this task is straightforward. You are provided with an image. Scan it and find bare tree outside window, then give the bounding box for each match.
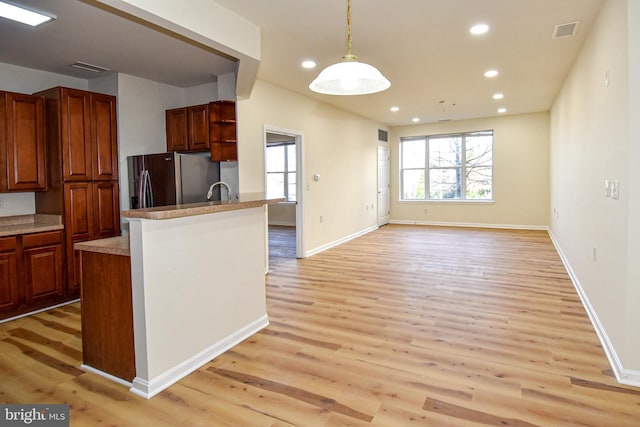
[401,131,493,201]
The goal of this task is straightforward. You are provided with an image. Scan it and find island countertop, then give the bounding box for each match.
[121,192,284,220]
[74,236,130,256]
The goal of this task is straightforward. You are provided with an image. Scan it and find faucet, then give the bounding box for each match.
[206,181,232,202]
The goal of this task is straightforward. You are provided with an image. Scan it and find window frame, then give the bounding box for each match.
[400,130,494,202]
[265,141,297,202]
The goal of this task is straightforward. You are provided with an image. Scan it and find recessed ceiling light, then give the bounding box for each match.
[0,1,54,26]
[484,70,499,78]
[493,93,504,100]
[470,24,489,35]
[301,60,316,69]
[390,106,399,112]
[498,108,507,113]
[412,117,420,123]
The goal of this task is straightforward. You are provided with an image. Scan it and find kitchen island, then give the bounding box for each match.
[76,193,282,398]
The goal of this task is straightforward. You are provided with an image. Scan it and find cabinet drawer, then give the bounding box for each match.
[0,236,18,252]
[22,231,63,249]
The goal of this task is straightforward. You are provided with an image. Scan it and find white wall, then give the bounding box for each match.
[389,112,550,228]
[550,0,640,383]
[237,80,381,253]
[0,62,88,217]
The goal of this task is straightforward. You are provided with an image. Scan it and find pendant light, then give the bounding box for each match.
[309,0,390,96]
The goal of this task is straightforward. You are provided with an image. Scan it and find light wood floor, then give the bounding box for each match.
[2,224,639,426]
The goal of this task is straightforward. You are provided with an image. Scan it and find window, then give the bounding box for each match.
[400,130,493,201]
[266,142,296,202]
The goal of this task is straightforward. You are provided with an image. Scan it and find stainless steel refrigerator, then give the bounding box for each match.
[128,152,223,209]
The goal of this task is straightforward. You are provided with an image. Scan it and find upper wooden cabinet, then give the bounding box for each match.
[166,104,210,152]
[209,101,237,162]
[0,91,47,192]
[35,87,119,182]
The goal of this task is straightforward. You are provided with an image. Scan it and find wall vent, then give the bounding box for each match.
[378,129,388,142]
[552,21,579,39]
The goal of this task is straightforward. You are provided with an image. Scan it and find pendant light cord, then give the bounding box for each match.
[346,0,352,55]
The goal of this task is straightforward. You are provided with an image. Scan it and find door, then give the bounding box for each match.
[4,92,46,191]
[377,146,390,225]
[144,153,178,207]
[91,93,119,181]
[61,88,92,181]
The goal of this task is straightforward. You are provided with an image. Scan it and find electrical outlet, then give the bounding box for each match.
[593,246,597,262]
[320,215,323,223]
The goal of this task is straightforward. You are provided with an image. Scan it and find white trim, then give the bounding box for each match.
[306,225,378,257]
[0,299,80,324]
[129,314,269,399]
[548,231,640,388]
[389,219,548,231]
[80,364,133,388]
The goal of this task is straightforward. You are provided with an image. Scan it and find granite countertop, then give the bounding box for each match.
[121,192,285,220]
[0,214,64,237]
[74,236,130,256]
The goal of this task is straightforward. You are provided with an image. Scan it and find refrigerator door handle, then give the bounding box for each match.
[138,169,147,209]
[145,169,154,207]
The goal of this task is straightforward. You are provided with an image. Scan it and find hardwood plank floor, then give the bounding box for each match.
[1,224,639,426]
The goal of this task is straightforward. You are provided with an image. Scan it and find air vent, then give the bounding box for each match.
[70,61,111,73]
[378,129,388,142]
[552,21,579,39]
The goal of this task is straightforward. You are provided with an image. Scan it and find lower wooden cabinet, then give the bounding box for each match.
[0,230,65,321]
[0,236,20,313]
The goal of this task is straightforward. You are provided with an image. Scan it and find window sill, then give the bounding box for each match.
[399,199,494,205]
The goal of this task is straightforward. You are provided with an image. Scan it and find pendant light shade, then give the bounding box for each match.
[309,0,390,96]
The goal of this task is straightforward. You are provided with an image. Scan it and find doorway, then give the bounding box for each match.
[264,126,304,262]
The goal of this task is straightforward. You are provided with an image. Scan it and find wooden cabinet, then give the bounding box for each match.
[0,91,47,192]
[209,101,237,162]
[0,237,20,313]
[62,181,120,296]
[0,231,65,320]
[79,250,135,381]
[35,87,121,298]
[22,231,64,304]
[166,104,210,152]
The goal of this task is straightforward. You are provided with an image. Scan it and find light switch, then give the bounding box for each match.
[604,179,611,198]
[611,180,620,200]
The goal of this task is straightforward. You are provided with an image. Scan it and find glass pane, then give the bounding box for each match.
[287,172,296,201]
[402,169,425,199]
[429,137,462,168]
[266,173,285,199]
[287,144,296,171]
[466,166,493,199]
[466,134,492,167]
[429,168,461,199]
[266,146,285,172]
[402,139,426,169]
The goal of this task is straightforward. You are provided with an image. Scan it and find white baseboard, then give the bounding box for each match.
[268,221,296,227]
[306,225,378,257]
[80,364,133,388]
[129,314,270,399]
[389,219,548,231]
[548,231,640,387]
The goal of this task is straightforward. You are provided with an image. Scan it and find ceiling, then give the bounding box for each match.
[0,0,604,126]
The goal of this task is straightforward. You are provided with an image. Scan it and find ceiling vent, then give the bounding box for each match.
[552,21,579,39]
[70,61,110,73]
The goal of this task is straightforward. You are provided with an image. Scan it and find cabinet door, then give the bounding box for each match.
[91,93,119,181]
[93,181,121,239]
[61,88,92,181]
[4,93,46,191]
[0,237,20,313]
[22,232,64,304]
[166,108,188,152]
[187,104,210,151]
[64,182,93,295]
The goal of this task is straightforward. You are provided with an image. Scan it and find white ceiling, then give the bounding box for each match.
[0,0,604,126]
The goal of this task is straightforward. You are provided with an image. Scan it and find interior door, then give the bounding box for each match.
[377,146,390,225]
